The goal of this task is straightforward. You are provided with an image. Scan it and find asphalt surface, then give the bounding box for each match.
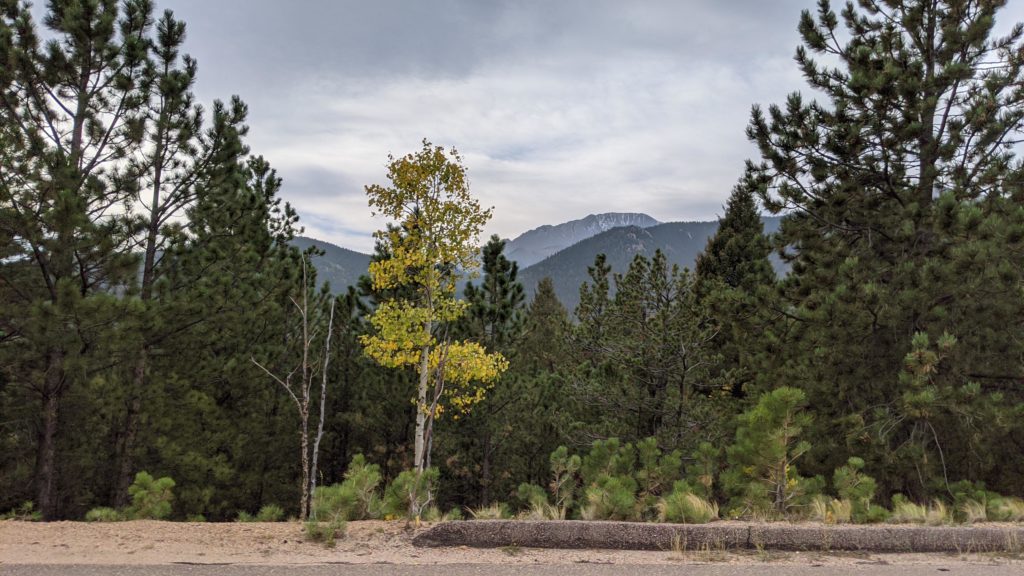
[1,564,1021,576]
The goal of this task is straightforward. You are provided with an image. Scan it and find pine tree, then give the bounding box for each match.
[695,184,774,293]
[114,7,234,508]
[460,235,525,350]
[439,235,525,506]
[745,0,1024,496]
[694,184,777,399]
[0,0,152,518]
[572,251,724,451]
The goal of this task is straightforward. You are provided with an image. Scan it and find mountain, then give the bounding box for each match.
[290,236,371,292]
[517,217,784,311]
[505,212,660,268]
[294,215,785,304]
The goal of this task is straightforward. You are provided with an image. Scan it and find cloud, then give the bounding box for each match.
[154,0,1024,252]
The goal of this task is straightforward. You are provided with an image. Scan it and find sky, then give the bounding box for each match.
[109,1,1024,253]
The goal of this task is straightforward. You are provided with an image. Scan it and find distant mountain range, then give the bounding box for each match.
[292,212,783,311]
[290,236,371,292]
[517,217,783,309]
[505,212,661,268]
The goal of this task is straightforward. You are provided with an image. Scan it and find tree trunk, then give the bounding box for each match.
[414,338,430,472]
[114,352,147,508]
[300,414,310,521]
[36,348,65,520]
[480,431,491,507]
[115,172,161,505]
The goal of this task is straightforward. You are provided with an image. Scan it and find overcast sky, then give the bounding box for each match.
[128,1,1024,252]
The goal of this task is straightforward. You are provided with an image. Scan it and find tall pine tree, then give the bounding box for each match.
[746,0,1024,497]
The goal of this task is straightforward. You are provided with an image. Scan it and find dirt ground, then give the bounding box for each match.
[1,519,1021,567]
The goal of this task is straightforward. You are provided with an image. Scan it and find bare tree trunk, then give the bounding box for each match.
[414,329,430,472]
[299,411,310,521]
[309,301,335,517]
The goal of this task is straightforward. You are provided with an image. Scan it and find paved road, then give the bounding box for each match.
[1,564,1019,576]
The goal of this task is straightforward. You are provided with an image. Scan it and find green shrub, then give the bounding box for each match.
[304,518,346,547]
[1,501,41,521]
[657,481,718,523]
[549,446,581,517]
[686,442,720,500]
[127,471,175,520]
[516,483,558,520]
[382,467,439,519]
[312,455,382,522]
[256,504,285,522]
[864,504,890,523]
[723,387,813,518]
[581,474,637,520]
[84,507,124,522]
[833,457,877,523]
[236,511,255,522]
[186,514,207,522]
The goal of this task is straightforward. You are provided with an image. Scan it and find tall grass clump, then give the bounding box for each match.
[657,482,718,524]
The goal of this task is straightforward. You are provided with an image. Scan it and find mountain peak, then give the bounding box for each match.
[505,212,660,268]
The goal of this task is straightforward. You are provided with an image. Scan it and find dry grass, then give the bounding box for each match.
[657,492,719,524]
[994,498,1024,522]
[468,503,509,520]
[958,499,987,524]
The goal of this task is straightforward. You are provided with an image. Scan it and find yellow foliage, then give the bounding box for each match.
[361,139,509,426]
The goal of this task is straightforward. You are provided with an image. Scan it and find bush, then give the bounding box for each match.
[1,501,41,521]
[256,504,285,522]
[516,483,558,520]
[686,442,720,500]
[304,518,346,547]
[833,457,877,523]
[236,511,255,522]
[127,471,175,520]
[312,455,382,522]
[723,387,813,518]
[657,482,718,524]
[381,467,439,519]
[549,446,581,518]
[581,474,637,520]
[990,497,1024,522]
[84,507,124,522]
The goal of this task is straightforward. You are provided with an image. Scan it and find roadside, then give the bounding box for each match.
[1,520,1021,568]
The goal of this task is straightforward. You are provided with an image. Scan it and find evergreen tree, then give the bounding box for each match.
[572,251,724,451]
[695,184,774,293]
[745,0,1024,497]
[694,184,777,398]
[114,7,233,508]
[460,235,525,350]
[439,235,526,506]
[0,0,152,518]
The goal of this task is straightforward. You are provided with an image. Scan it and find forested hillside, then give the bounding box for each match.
[1,0,1023,526]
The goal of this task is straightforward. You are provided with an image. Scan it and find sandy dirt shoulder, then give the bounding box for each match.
[1,519,1021,567]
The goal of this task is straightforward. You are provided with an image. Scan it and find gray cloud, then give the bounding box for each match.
[140,1,1024,251]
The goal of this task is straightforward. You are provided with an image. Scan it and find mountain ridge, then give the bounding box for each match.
[504,212,660,268]
[294,213,784,311]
